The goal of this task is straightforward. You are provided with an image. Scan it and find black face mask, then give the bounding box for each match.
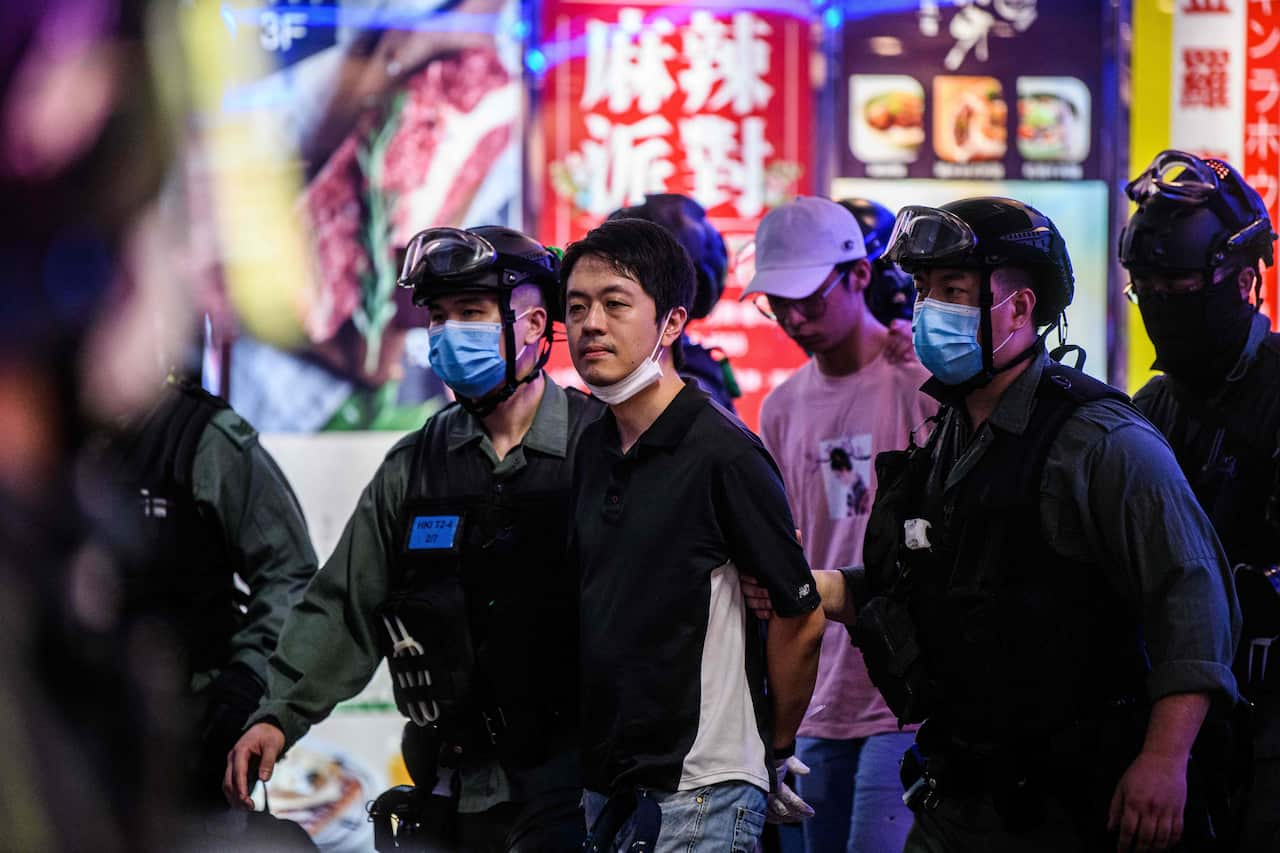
[1138,275,1255,388]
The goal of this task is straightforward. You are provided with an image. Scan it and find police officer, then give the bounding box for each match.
[1121,150,1280,850]
[104,369,319,812]
[837,197,917,326]
[607,193,739,411]
[753,197,1242,851]
[99,370,323,852]
[224,226,603,852]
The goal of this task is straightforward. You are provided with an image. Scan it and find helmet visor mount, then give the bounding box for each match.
[884,206,980,270]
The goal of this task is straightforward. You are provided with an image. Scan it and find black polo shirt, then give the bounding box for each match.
[571,383,820,795]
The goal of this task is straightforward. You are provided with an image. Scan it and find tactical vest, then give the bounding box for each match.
[1137,335,1280,568]
[378,388,601,768]
[110,379,241,675]
[861,362,1149,746]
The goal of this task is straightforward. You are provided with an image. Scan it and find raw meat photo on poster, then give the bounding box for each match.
[819,434,873,519]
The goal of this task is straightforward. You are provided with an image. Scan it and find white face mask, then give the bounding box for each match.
[584,310,673,405]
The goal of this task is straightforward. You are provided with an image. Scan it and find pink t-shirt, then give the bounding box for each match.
[760,352,937,741]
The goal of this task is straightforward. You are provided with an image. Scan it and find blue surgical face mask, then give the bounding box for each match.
[911,293,1016,385]
[428,312,530,399]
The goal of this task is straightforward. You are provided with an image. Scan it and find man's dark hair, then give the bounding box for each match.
[561,218,697,325]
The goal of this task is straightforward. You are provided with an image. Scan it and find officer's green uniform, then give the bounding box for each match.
[251,378,588,817]
[109,376,318,806]
[188,406,319,692]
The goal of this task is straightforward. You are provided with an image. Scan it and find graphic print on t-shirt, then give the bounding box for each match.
[819,434,873,519]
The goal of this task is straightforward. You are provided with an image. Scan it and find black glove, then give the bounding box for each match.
[202,663,266,760]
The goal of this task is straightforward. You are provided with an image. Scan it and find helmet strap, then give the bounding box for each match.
[979,269,995,378]
[455,290,550,417]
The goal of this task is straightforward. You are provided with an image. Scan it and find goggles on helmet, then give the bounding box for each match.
[397,227,557,293]
[884,206,979,270]
[398,227,499,285]
[1123,150,1277,272]
[1125,150,1225,206]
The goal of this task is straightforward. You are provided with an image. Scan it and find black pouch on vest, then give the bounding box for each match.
[853,595,934,726]
[375,580,477,733]
[377,505,477,733]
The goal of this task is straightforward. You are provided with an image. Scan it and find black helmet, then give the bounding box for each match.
[838,197,916,323]
[397,225,561,415]
[885,196,1074,326]
[398,225,563,321]
[608,194,727,319]
[837,198,897,262]
[1119,149,1276,277]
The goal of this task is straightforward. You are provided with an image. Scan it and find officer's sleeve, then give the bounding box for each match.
[247,441,413,749]
[1049,402,1241,705]
[715,445,821,617]
[192,410,319,684]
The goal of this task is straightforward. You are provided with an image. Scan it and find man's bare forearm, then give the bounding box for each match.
[814,569,857,625]
[1143,692,1210,762]
[766,607,825,749]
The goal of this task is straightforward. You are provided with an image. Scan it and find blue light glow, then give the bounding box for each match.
[525,48,547,74]
[823,6,843,28]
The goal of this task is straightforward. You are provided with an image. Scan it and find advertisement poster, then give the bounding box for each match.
[212,0,527,433]
[837,0,1106,183]
[536,0,814,430]
[1127,0,1280,391]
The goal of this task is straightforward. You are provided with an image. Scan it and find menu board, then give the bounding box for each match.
[837,1,1106,182]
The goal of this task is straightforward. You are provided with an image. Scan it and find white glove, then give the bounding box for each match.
[766,755,815,824]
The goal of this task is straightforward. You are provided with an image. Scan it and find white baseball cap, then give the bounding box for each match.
[741,196,867,300]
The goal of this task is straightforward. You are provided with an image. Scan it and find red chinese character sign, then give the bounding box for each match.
[1167,0,1280,325]
[1246,0,1280,321]
[536,0,814,430]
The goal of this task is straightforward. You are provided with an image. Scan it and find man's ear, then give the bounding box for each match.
[523,304,549,344]
[1013,287,1038,331]
[662,306,689,346]
[847,259,873,294]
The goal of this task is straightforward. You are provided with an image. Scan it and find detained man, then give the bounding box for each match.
[562,217,826,852]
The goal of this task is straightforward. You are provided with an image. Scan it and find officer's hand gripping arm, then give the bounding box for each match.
[742,569,857,625]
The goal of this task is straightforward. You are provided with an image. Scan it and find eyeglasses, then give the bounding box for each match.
[753,268,847,322]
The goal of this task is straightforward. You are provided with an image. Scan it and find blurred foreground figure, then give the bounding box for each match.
[1122,150,1280,851]
[1,2,317,849]
[0,0,187,848]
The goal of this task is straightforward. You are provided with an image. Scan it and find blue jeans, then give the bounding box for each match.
[778,733,916,853]
[583,782,767,853]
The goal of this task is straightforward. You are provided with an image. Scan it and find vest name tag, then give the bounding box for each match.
[408,515,461,551]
